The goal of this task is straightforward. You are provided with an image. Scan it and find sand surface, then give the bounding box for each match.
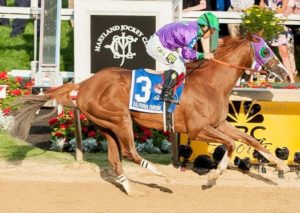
[0,160,300,213]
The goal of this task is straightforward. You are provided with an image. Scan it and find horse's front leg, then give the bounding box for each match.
[194,126,236,185]
[216,121,290,172]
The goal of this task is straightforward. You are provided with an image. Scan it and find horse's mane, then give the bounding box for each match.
[186,36,248,70]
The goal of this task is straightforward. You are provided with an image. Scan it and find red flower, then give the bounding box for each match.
[48,117,59,125]
[79,114,86,120]
[60,124,68,129]
[54,132,63,137]
[68,111,74,118]
[2,107,11,115]
[140,135,148,142]
[87,131,96,138]
[10,89,22,96]
[0,72,8,80]
[14,76,23,83]
[82,127,88,133]
[284,85,298,89]
[144,129,152,137]
[25,81,34,89]
[163,131,170,136]
[24,90,31,95]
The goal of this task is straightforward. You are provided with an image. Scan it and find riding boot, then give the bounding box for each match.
[160,70,179,104]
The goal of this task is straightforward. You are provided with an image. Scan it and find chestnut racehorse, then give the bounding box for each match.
[11,36,290,194]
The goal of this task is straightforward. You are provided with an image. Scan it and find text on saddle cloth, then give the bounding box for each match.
[129,68,184,113]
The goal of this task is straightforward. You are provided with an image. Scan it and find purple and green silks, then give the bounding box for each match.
[156,21,201,61]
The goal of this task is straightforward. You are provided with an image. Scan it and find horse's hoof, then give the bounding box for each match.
[207,169,222,185]
[122,182,131,195]
[116,174,130,194]
[207,178,217,186]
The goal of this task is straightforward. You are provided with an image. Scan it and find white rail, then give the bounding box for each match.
[0,7,73,20]
[181,11,300,25]
[1,7,300,24]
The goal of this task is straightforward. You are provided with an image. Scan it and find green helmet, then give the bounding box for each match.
[198,12,220,31]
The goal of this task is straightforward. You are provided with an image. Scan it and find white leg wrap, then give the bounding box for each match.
[140,159,162,176]
[116,174,130,194]
[218,151,229,171]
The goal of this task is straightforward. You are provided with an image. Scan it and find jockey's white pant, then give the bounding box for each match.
[146,34,186,75]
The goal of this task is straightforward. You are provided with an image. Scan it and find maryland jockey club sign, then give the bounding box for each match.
[90,15,156,73]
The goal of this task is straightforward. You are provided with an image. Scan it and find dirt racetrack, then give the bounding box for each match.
[1,160,300,213]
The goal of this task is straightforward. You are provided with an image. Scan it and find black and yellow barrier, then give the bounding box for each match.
[180,88,300,165]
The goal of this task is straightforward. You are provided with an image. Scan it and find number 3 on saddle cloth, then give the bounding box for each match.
[129,68,184,113]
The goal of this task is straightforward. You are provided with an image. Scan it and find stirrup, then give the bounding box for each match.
[160,93,179,104]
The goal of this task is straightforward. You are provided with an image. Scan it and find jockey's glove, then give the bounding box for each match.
[197,52,204,60]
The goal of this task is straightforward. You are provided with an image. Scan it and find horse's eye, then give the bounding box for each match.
[259,47,270,58]
[263,49,270,56]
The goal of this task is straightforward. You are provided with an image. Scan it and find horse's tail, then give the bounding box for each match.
[10,83,79,140]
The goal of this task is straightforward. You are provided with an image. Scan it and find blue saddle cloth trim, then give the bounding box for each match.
[129,68,184,113]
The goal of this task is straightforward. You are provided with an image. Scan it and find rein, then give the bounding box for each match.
[169,57,268,89]
[212,58,268,75]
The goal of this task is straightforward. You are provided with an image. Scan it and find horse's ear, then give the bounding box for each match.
[246,33,260,43]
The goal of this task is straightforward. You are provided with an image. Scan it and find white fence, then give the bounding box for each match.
[181,11,300,25]
[0,7,73,20]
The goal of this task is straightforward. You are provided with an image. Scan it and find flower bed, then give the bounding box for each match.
[0,71,171,154]
[48,110,172,154]
[0,71,33,114]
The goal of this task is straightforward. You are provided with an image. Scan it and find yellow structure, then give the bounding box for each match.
[180,100,300,165]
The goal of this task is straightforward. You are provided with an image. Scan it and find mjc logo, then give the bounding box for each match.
[226,101,272,154]
[90,15,155,73]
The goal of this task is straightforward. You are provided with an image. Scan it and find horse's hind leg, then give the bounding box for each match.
[216,121,290,172]
[102,131,130,194]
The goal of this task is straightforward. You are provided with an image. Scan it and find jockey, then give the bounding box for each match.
[146,12,220,104]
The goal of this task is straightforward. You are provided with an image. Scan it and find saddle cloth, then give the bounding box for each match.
[129,68,184,113]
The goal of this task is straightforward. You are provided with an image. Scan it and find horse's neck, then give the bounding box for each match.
[199,43,252,96]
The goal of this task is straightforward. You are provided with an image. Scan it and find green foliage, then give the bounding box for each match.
[68,138,101,153]
[0,19,74,71]
[0,132,74,163]
[241,5,284,41]
[151,129,170,150]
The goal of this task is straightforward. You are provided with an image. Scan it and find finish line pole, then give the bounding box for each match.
[74,108,83,162]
